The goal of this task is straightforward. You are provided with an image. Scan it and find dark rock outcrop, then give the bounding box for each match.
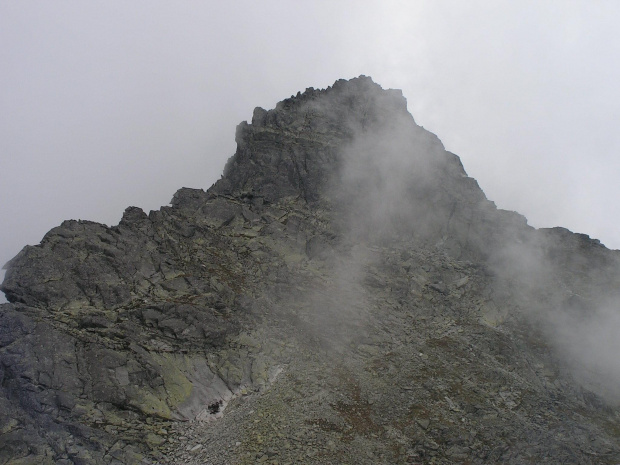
[2,76,620,464]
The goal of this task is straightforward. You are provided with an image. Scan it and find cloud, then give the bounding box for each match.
[2,1,620,306]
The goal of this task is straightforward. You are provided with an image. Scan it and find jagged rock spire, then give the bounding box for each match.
[2,77,620,464]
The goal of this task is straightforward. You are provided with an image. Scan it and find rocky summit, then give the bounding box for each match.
[2,76,620,464]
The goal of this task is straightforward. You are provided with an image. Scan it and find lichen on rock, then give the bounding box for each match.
[2,76,620,464]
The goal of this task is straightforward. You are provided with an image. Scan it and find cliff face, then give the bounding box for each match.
[2,76,620,464]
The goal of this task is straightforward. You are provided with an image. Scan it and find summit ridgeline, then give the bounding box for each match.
[2,77,620,464]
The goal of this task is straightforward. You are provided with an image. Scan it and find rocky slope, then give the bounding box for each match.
[2,76,620,464]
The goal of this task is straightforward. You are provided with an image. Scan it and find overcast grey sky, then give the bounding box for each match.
[2,1,620,301]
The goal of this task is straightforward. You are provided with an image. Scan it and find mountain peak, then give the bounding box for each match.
[212,77,523,261]
[215,77,445,201]
[2,78,620,464]
[245,75,411,146]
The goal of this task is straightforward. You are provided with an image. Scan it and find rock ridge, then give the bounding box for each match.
[2,76,620,464]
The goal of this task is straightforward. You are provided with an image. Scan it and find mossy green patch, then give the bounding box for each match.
[152,354,194,408]
[127,389,172,419]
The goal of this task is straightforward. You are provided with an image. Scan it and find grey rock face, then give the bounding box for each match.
[2,76,620,464]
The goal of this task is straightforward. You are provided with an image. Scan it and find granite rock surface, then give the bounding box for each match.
[2,76,620,464]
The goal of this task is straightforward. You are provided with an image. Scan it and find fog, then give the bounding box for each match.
[2,0,620,307]
[299,79,620,400]
[485,226,620,401]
